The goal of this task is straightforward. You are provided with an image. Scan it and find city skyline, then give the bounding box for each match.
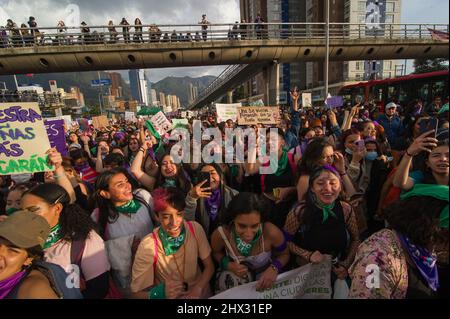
[0,0,448,82]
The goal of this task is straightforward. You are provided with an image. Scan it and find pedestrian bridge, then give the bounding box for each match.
[0,23,448,75]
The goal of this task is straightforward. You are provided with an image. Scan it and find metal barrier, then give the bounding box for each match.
[0,23,448,48]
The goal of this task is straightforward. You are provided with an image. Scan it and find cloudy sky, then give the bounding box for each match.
[0,0,448,81]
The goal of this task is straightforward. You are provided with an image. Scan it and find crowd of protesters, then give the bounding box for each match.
[0,87,448,299]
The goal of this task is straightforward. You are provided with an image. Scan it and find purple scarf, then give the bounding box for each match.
[0,271,27,299]
[397,232,439,291]
[205,189,221,221]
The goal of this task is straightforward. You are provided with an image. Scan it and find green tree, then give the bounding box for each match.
[413,58,449,74]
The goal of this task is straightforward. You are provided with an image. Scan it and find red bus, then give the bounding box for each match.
[338,70,449,109]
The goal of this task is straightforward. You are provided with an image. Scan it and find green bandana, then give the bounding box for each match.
[6,207,19,216]
[43,224,63,249]
[314,198,337,223]
[115,199,142,214]
[163,179,177,188]
[158,226,186,256]
[232,226,262,257]
[145,120,163,154]
[274,148,289,176]
[401,184,449,229]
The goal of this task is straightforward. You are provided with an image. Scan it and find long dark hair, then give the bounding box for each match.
[422,140,449,185]
[385,196,448,248]
[298,137,334,175]
[93,167,136,237]
[156,151,191,194]
[221,192,268,226]
[25,184,96,241]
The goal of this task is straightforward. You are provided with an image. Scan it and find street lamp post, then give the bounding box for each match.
[324,0,330,100]
[0,81,6,90]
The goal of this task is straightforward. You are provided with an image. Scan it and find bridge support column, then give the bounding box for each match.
[265,61,280,106]
[227,90,233,104]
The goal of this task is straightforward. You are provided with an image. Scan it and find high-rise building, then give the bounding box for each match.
[109,72,123,98]
[49,80,58,93]
[129,69,149,105]
[188,83,199,104]
[150,89,158,106]
[159,92,166,106]
[171,95,178,111]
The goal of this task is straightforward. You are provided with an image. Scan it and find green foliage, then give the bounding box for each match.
[413,58,449,74]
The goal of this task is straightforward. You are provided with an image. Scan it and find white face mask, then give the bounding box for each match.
[11,173,32,184]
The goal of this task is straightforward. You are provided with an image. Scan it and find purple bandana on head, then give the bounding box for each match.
[322,164,341,180]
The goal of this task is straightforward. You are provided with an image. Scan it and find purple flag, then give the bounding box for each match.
[44,119,68,156]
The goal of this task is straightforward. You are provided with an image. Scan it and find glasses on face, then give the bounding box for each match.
[322,155,334,162]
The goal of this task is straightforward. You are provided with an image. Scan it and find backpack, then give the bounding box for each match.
[70,239,123,299]
[6,260,83,299]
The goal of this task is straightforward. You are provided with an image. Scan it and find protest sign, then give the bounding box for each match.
[325,96,344,108]
[215,103,240,123]
[249,99,265,107]
[44,119,68,156]
[302,93,312,108]
[92,115,109,129]
[211,257,332,299]
[0,102,54,175]
[237,107,280,125]
[78,118,90,132]
[180,111,187,118]
[172,118,189,128]
[150,111,173,136]
[125,111,136,122]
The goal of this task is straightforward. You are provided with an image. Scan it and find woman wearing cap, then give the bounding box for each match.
[0,211,58,299]
[21,184,110,299]
[211,192,289,293]
[185,163,239,238]
[131,187,214,299]
[285,166,359,286]
[349,185,449,298]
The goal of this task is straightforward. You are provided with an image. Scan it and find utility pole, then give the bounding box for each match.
[324,0,330,100]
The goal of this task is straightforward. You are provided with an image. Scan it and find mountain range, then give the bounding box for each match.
[0,72,215,107]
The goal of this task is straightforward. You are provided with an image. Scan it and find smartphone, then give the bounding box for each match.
[197,172,210,188]
[419,118,439,137]
[354,139,365,152]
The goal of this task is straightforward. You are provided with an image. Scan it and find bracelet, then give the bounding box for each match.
[139,147,146,153]
[148,282,166,299]
[220,255,230,271]
[307,252,314,263]
[271,259,283,273]
[405,149,414,157]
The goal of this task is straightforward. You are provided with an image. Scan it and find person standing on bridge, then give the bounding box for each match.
[120,18,130,43]
[199,14,210,41]
[108,20,118,43]
[255,13,264,39]
[134,18,143,43]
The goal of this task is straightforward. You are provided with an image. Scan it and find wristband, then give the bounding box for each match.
[405,149,414,157]
[148,282,166,299]
[139,147,146,153]
[221,255,230,270]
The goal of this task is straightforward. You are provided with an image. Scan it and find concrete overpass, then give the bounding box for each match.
[0,23,448,76]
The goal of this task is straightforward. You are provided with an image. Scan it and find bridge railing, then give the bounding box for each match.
[0,23,448,48]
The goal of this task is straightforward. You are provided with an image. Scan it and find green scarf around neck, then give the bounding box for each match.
[43,224,63,249]
[232,225,262,257]
[115,198,142,214]
[274,148,289,176]
[313,197,337,223]
[158,226,186,256]
[401,184,449,229]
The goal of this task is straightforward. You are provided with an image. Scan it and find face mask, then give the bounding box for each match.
[11,173,32,184]
[74,162,89,171]
[365,151,378,161]
[345,148,353,155]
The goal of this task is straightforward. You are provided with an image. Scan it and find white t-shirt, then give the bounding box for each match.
[44,230,110,281]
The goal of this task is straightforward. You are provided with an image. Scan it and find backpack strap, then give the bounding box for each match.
[185,221,197,240]
[151,231,158,270]
[70,239,87,280]
[217,226,240,264]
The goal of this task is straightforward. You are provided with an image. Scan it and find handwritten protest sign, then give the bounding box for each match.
[92,115,109,129]
[44,119,68,157]
[125,111,136,122]
[215,103,240,123]
[325,96,344,108]
[237,107,280,125]
[150,111,173,136]
[302,93,312,108]
[0,102,54,175]
[211,257,332,299]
